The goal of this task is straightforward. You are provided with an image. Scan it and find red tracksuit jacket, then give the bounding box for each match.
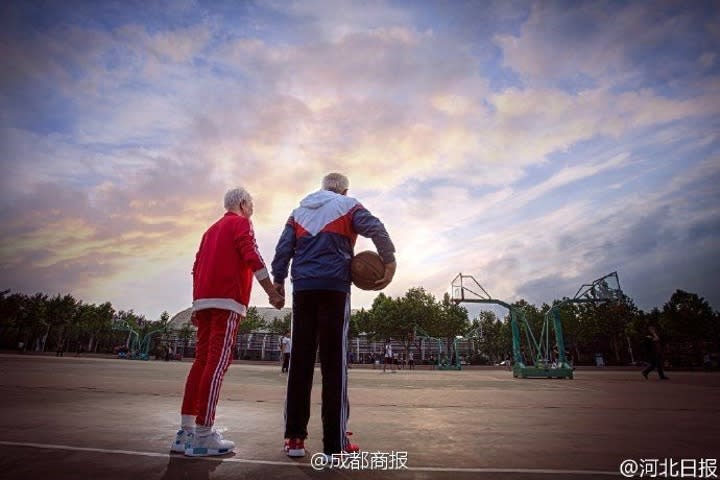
[192,212,268,316]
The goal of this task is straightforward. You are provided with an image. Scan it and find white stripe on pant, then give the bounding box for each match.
[204,311,237,426]
[340,294,350,450]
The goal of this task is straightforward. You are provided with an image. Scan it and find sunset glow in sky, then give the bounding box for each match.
[1,0,719,320]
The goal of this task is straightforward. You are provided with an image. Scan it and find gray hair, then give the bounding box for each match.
[224,187,252,210]
[322,172,349,194]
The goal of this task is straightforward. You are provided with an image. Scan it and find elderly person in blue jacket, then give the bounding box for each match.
[272,172,396,458]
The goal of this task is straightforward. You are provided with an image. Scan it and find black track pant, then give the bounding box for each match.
[642,354,667,378]
[282,353,290,372]
[284,289,350,454]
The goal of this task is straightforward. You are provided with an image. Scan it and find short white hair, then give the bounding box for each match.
[322,172,349,194]
[224,187,252,210]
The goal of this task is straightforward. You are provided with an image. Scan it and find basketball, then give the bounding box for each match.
[351,250,385,290]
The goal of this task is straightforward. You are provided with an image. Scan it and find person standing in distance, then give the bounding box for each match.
[641,325,669,380]
[281,330,292,373]
[383,339,396,373]
[272,172,396,458]
[172,187,285,457]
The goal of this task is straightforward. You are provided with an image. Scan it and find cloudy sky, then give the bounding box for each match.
[1,0,719,321]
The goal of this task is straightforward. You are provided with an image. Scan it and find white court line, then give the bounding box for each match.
[0,441,619,476]
[0,441,302,467]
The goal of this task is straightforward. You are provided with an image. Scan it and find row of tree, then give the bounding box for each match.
[348,288,720,367]
[0,289,293,356]
[240,308,292,336]
[1,287,718,366]
[0,290,170,354]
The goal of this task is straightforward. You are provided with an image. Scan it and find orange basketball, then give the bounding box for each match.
[351,250,385,290]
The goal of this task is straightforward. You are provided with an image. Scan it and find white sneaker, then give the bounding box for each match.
[184,430,235,457]
[171,429,192,453]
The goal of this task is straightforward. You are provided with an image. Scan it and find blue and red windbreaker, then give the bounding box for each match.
[271,190,395,293]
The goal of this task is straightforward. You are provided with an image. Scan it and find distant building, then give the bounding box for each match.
[168,306,293,331]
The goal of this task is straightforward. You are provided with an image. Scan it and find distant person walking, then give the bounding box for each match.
[55,339,65,357]
[272,172,396,458]
[641,325,669,380]
[172,187,284,457]
[383,340,396,373]
[281,330,292,373]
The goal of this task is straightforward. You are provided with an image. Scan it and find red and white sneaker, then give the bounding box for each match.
[285,438,305,458]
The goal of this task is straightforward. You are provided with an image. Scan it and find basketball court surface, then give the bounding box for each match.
[1,354,718,479]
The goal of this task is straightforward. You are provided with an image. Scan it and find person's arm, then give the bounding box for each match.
[351,207,396,290]
[235,218,284,309]
[192,233,206,278]
[258,275,284,309]
[191,233,207,300]
[271,215,297,297]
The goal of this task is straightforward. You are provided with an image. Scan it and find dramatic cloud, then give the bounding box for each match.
[1,1,718,319]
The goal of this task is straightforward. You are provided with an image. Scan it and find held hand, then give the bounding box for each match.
[269,291,285,310]
[274,282,285,298]
[260,277,285,309]
[373,261,396,290]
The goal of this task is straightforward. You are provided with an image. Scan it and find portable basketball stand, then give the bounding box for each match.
[450,272,623,379]
[111,320,168,360]
[413,326,462,370]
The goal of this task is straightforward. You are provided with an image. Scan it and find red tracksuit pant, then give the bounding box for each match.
[181,308,241,427]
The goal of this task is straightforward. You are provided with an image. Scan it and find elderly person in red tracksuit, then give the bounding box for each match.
[171,187,284,457]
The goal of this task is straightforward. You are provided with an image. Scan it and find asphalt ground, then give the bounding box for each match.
[1,354,718,480]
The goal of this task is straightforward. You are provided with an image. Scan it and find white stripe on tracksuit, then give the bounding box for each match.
[283,330,291,431]
[204,311,238,426]
[340,296,350,450]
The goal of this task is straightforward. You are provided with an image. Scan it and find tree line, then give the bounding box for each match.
[2,287,718,367]
[0,289,293,355]
[348,288,720,367]
[0,290,175,354]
